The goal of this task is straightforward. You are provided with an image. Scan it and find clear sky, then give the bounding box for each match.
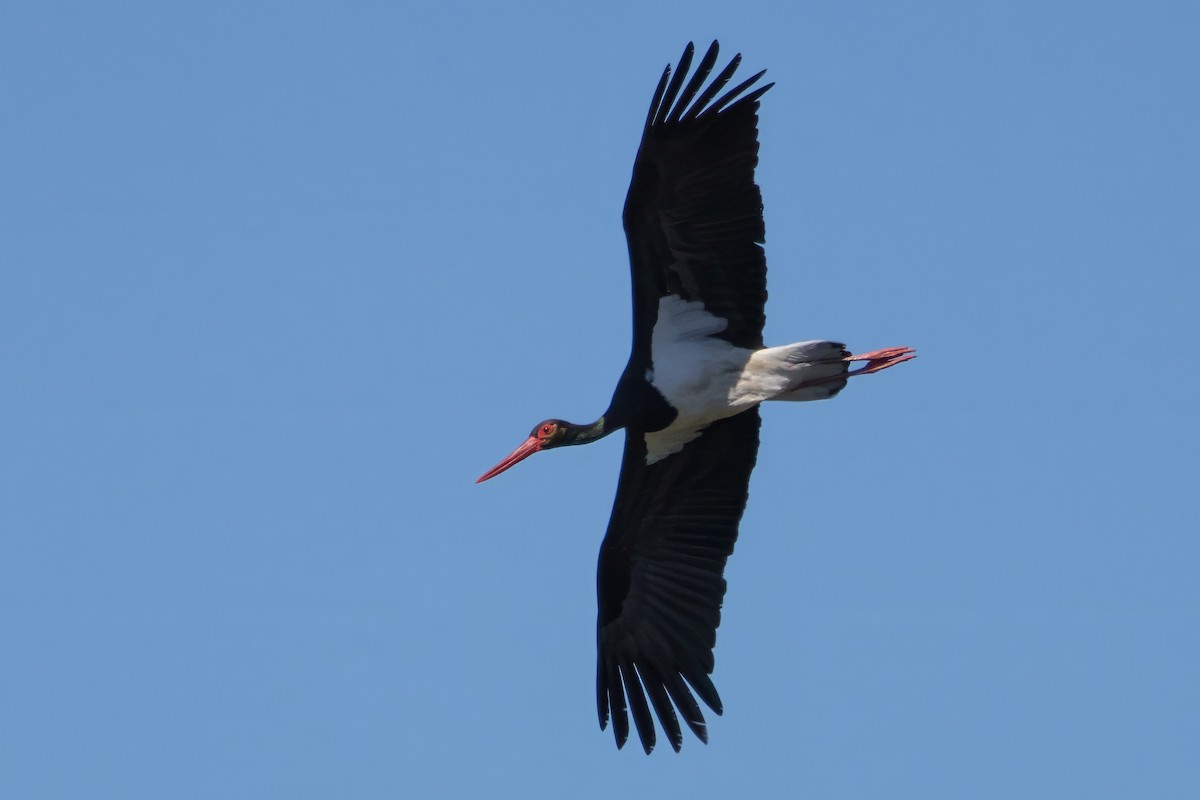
[2,1,1197,797]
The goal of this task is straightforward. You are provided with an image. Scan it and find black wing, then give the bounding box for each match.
[623,41,773,353]
[596,409,761,753]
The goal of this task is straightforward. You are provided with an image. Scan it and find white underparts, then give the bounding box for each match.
[642,295,847,465]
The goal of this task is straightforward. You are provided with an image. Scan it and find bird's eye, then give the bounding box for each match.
[540,424,555,437]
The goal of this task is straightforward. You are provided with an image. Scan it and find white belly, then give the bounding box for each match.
[643,295,799,464]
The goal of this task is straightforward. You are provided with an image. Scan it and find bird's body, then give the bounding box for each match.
[641,294,876,464]
[478,41,914,754]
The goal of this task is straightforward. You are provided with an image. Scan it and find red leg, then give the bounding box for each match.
[844,346,916,376]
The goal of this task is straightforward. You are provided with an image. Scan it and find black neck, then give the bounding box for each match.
[563,418,612,446]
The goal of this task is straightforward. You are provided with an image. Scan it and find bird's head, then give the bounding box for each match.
[476,417,609,483]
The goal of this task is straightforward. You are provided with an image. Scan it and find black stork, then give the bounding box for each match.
[477,41,914,754]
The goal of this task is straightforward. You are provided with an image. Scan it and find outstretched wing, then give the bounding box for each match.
[623,40,773,353]
[596,409,761,753]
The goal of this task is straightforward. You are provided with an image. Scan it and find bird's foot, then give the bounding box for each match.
[845,346,916,376]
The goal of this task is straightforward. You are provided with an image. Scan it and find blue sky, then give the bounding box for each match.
[2,1,1197,797]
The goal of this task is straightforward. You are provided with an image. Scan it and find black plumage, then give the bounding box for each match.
[596,409,761,752]
[596,41,771,753]
[476,39,914,756]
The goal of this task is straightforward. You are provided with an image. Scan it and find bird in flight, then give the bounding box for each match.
[477,41,914,754]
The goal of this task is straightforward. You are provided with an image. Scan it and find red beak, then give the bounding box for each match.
[476,436,542,483]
